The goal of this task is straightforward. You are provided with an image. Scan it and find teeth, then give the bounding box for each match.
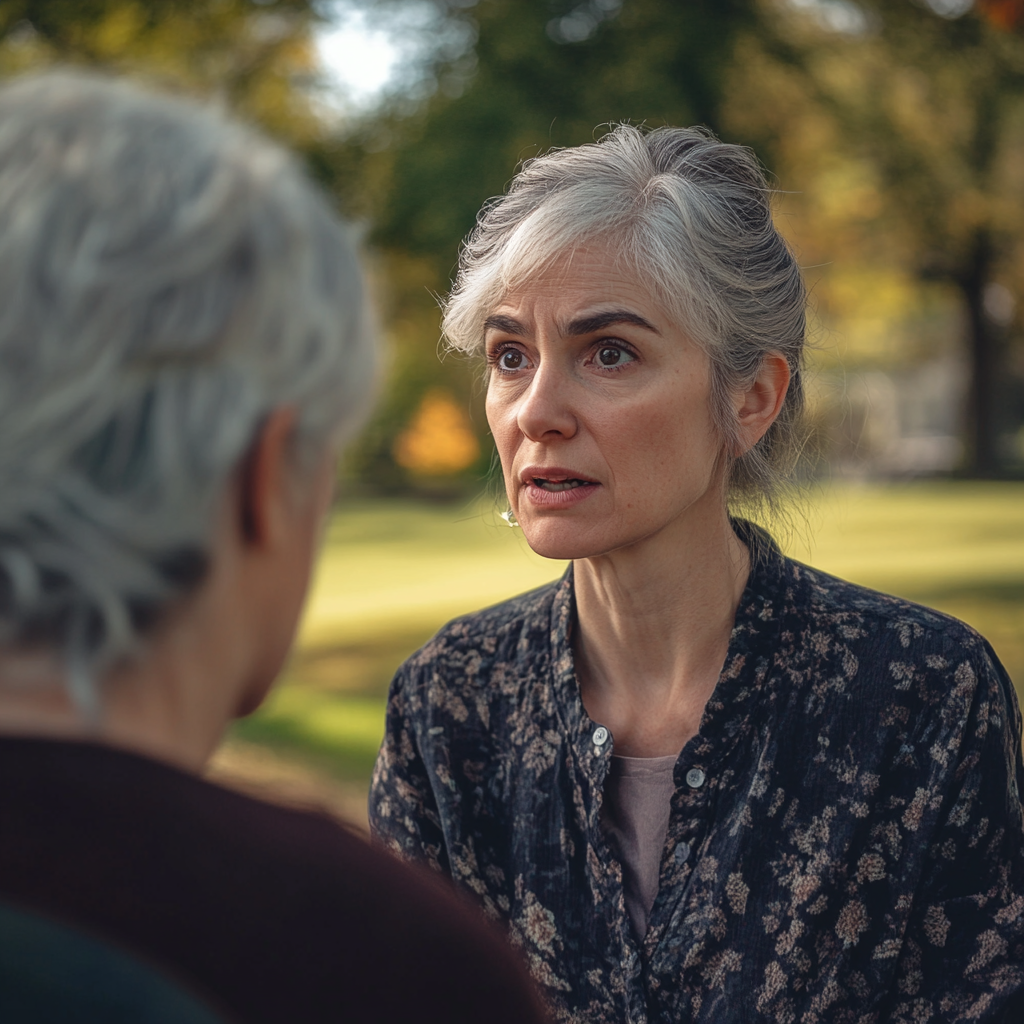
[536,478,589,492]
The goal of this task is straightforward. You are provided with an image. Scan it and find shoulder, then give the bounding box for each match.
[785,557,988,650]
[778,556,1012,715]
[186,771,549,1024]
[395,575,566,687]
[0,739,546,1023]
[0,736,419,918]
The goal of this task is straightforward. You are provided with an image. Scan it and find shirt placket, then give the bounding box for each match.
[582,718,650,1024]
[643,736,719,952]
[550,553,780,1022]
[640,596,781,1015]
[551,576,645,1019]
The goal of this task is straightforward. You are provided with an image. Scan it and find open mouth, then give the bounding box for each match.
[533,477,594,493]
[519,468,600,507]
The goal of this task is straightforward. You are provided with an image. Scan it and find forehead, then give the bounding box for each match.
[491,244,664,319]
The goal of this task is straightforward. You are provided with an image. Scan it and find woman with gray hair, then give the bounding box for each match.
[370,126,1024,1023]
[0,70,549,1024]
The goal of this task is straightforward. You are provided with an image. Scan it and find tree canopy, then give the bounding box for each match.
[340,0,1024,484]
[2,0,1022,484]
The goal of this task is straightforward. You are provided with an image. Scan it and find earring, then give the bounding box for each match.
[500,507,519,528]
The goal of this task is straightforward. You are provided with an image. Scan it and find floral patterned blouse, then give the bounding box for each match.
[369,525,1024,1023]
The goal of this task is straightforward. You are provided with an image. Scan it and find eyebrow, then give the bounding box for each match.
[482,314,526,336]
[565,310,660,336]
[482,309,660,338]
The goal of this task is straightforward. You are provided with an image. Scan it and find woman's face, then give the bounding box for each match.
[484,246,729,562]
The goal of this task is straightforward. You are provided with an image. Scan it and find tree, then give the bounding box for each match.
[737,0,1024,476]
[364,0,758,275]
[336,0,765,488]
[344,0,1024,482]
[0,0,344,189]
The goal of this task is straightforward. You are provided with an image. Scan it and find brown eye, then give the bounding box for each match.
[499,349,524,370]
[598,346,626,366]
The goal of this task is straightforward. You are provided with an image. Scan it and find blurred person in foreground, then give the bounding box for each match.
[370,125,1024,1023]
[0,70,549,1024]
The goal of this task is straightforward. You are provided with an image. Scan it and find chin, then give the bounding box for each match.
[520,519,620,562]
[234,666,278,719]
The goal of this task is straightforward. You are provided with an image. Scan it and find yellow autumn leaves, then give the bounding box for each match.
[393,389,480,476]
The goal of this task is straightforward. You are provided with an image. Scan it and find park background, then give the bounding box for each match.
[2,0,1022,825]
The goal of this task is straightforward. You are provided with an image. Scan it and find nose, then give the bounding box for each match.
[515,365,578,442]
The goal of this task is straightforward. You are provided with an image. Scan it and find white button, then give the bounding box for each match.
[686,767,706,789]
[592,726,609,747]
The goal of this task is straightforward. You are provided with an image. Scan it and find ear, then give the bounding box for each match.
[733,353,791,455]
[237,407,298,549]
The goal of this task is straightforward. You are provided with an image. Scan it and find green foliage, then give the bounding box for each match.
[367,0,760,277]
[338,0,765,489]
[6,0,1023,483]
[337,0,1024,485]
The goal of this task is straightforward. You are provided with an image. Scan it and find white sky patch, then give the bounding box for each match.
[316,8,405,108]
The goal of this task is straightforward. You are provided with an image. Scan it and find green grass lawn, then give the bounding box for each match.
[228,482,1024,792]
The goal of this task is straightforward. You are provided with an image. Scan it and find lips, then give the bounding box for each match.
[520,466,599,487]
[534,478,592,492]
[519,467,600,508]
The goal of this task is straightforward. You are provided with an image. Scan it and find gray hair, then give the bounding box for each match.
[443,124,806,509]
[0,71,375,703]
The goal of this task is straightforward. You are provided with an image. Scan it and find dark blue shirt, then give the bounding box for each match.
[370,527,1024,1023]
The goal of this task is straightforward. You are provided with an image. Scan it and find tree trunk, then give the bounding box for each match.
[958,229,1000,477]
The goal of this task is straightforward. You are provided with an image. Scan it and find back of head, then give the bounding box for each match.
[444,124,807,510]
[0,71,374,703]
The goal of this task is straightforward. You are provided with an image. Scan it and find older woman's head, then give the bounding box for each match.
[0,72,374,715]
[444,125,805,556]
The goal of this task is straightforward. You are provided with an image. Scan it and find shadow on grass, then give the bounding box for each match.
[229,628,437,785]
[230,691,387,783]
[284,627,437,698]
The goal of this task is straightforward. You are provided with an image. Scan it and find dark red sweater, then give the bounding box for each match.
[0,737,549,1024]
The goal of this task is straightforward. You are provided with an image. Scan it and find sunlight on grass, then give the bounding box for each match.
[297,499,566,647]
[232,689,388,780]
[778,483,1024,700]
[781,483,1024,592]
[229,482,1024,790]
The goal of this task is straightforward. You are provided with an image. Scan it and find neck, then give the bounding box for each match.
[0,592,249,775]
[572,500,750,757]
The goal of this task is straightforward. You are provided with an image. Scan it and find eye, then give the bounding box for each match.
[487,344,531,375]
[592,345,635,369]
[499,349,525,370]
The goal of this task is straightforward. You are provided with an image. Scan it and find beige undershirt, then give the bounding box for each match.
[600,753,679,940]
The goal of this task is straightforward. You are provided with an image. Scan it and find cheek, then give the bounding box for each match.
[608,386,720,481]
[485,394,516,468]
